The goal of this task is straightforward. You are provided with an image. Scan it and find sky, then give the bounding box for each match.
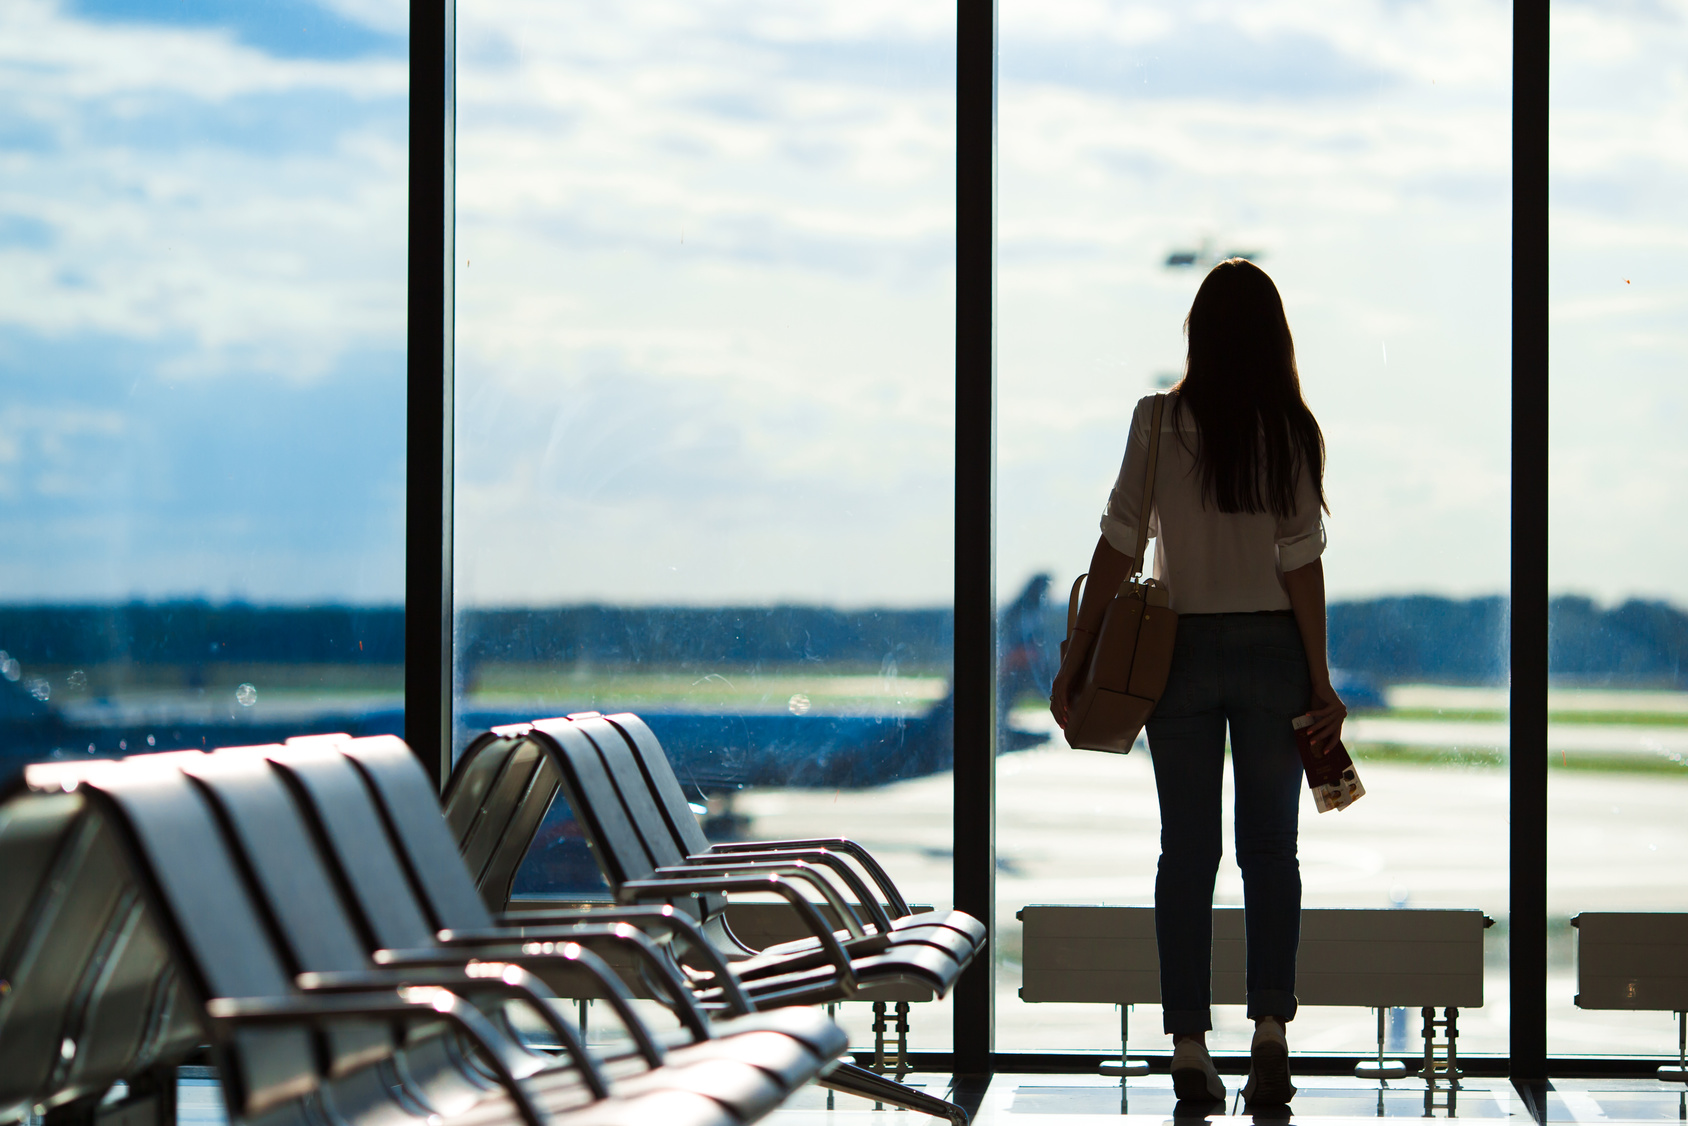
[0,0,1683,608]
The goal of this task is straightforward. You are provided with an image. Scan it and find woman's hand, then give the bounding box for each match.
[1049,666,1074,728]
[1302,682,1348,751]
[1049,629,1096,729]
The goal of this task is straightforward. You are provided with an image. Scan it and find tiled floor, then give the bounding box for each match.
[764,1073,1688,1126]
[158,1066,1688,1125]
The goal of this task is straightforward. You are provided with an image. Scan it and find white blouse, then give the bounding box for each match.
[1099,394,1326,615]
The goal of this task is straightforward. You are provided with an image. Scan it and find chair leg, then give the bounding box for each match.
[826,1004,838,1110]
[1660,1011,1687,1083]
[819,1062,970,1126]
[895,1001,911,1080]
[1354,1007,1407,1079]
[1099,1004,1149,1077]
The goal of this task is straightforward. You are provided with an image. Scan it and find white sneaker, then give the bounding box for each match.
[1170,1039,1227,1102]
[1241,1017,1296,1105]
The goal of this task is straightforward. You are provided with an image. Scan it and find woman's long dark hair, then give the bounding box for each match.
[1171,258,1326,518]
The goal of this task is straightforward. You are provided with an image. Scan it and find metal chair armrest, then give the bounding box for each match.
[674,851,894,933]
[653,859,868,938]
[620,874,856,989]
[704,838,911,917]
[206,989,551,1126]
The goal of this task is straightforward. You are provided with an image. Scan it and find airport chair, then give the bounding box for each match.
[500,720,970,996]
[191,743,833,1035]
[449,725,853,961]
[446,716,986,961]
[550,714,985,1082]
[558,711,982,1009]
[444,722,973,1123]
[182,748,839,1123]
[443,716,980,1083]
[350,730,934,1002]
[444,727,564,911]
[26,747,842,1121]
[45,755,842,1126]
[439,728,926,994]
[262,739,763,1009]
[576,711,985,960]
[234,742,851,1093]
[314,735,759,1012]
[0,784,202,1123]
[319,732,973,1125]
[24,760,558,1126]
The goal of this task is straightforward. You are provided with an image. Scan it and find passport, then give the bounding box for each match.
[1293,713,1366,813]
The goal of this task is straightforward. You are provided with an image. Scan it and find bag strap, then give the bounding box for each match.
[1067,573,1086,637]
[1071,392,1167,627]
[1131,393,1167,578]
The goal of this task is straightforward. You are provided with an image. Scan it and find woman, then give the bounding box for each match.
[1050,258,1346,1106]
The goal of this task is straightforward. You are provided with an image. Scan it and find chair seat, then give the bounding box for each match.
[758,915,981,969]
[851,943,966,994]
[452,1084,737,1126]
[561,1089,740,1126]
[737,928,966,986]
[664,1033,821,1093]
[614,1058,786,1121]
[705,1006,850,1062]
[896,910,986,948]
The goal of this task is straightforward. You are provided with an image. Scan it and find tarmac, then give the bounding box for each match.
[732,709,1688,1060]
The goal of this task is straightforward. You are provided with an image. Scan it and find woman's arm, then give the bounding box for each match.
[1048,535,1134,726]
[1282,558,1347,748]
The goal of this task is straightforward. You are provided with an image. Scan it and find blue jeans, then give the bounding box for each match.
[1146,610,1308,1035]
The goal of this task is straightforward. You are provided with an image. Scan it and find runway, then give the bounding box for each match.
[732,709,1688,1061]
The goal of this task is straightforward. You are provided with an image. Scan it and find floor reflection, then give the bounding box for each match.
[160,1066,1688,1125]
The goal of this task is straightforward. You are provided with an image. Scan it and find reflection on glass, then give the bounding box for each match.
[0,2,409,781]
[1548,1,1688,1060]
[997,0,1512,1054]
[451,2,957,1048]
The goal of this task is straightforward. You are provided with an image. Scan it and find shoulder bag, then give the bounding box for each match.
[1059,392,1179,753]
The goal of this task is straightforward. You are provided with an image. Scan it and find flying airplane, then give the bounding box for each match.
[1163,236,1263,270]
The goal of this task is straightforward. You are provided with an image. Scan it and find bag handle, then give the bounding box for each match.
[1068,391,1170,633]
[1067,573,1086,638]
[1130,392,1168,581]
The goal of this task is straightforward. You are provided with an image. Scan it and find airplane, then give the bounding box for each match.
[1163,236,1263,270]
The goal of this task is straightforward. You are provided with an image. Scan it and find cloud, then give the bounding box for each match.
[0,0,408,378]
[66,0,405,60]
[0,0,407,600]
[0,327,405,601]
[5,0,1688,609]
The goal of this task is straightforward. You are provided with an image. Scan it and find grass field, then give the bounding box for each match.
[463,666,951,712]
[1380,706,1688,726]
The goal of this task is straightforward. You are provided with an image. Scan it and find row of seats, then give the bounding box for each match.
[0,712,985,1126]
[441,713,984,1113]
[448,715,986,1000]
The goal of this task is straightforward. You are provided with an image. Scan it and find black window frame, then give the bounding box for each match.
[403,0,1616,1089]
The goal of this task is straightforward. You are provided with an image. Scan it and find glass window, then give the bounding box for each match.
[1548,0,1688,1061]
[0,0,409,780]
[452,1,957,1049]
[996,0,1513,1055]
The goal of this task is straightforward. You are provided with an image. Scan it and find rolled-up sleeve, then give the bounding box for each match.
[1099,396,1155,557]
[1275,457,1327,573]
